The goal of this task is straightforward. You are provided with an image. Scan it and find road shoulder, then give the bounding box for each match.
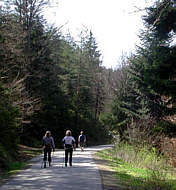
[92,153,126,190]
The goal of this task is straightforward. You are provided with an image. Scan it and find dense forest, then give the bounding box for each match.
[1,0,176,172]
[0,0,112,169]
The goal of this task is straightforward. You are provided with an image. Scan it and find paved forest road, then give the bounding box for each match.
[0,145,112,190]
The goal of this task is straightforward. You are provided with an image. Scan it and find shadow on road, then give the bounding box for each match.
[0,146,110,190]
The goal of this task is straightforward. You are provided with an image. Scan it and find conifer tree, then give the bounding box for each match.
[110,0,176,140]
[138,0,176,131]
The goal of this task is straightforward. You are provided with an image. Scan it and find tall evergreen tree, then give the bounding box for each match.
[138,0,176,131]
[109,0,176,141]
[82,31,105,119]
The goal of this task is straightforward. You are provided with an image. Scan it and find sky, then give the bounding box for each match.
[45,0,153,68]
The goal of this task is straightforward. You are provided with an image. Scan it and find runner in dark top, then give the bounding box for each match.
[42,131,55,168]
[78,131,86,151]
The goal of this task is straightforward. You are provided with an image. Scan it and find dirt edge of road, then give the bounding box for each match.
[92,153,127,190]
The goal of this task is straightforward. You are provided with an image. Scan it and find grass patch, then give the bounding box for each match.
[0,161,27,182]
[97,145,176,190]
[7,162,26,174]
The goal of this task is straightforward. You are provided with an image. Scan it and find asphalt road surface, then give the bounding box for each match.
[0,145,112,190]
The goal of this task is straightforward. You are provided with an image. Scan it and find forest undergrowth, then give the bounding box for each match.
[0,145,42,183]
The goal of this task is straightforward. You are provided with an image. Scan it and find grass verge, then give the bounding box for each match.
[96,145,176,190]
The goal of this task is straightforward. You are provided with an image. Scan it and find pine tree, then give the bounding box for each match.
[82,31,105,119]
[139,0,176,131]
[111,0,176,138]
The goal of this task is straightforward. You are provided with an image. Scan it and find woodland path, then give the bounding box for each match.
[0,145,113,190]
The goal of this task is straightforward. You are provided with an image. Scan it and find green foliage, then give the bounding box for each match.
[113,143,168,170]
[0,0,110,170]
[97,144,176,190]
[155,120,176,134]
[7,162,26,172]
[0,84,20,169]
[144,0,176,40]
[0,84,20,147]
[106,0,176,143]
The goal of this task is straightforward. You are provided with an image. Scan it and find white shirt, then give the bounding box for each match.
[62,136,75,145]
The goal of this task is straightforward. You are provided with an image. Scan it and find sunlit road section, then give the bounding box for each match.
[0,145,112,190]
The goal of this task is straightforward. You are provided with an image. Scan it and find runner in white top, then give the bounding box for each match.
[63,136,75,146]
[62,130,76,167]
